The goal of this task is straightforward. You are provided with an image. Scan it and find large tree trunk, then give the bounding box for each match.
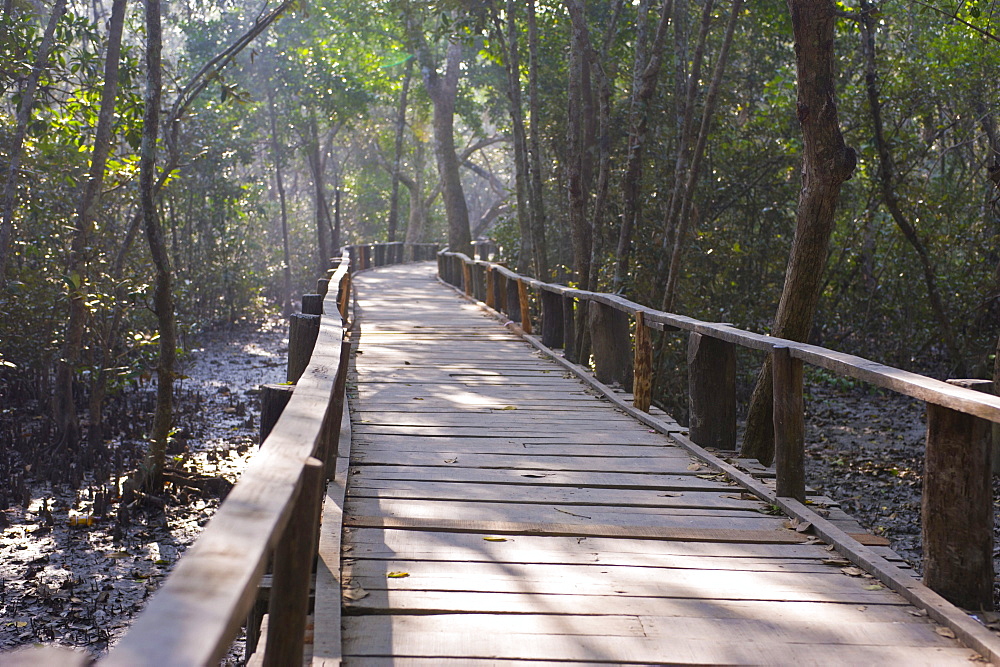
[740,0,856,464]
[406,11,472,256]
[52,0,128,450]
[388,58,413,244]
[140,0,175,492]
[858,1,962,369]
[526,0,549,280]
[0,0,68,286]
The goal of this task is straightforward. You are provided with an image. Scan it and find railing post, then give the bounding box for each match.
[462,260,472,297]
[588,301,633,390]
[506,275,521,322]
[338,273,351,320]
[473,264,485,301]
[563,295,577,363]
[540,288,563,348]
[287,314,320,383]
[517,280,532,334]
[633,311,653,412]
[485,266,495,308]
[494,270,506,313]
[316,278,330,298]
[772,345,805,501]
[301,293,323,315]
[923,378,994,610]
[687,332,736,449]
[263,457,324,667]
[374,243,386,266]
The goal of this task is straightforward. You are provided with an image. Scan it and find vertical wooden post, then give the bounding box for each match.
[633,311,653,412]
[518,280,532,334]
[772,346,805,501]
[462,261,472,296]
[338,273,351,320]
[259,384,294,444]
[263,457,324,667]
[540,289,564,348]
[485,267,495,309]
[287,314,320,383]
[506,275,521,322]
[493,270,505,312]
[687,332,736,449]
[563,295,577,362]
[923,379,994,610]
[316,278,330,298]
[588,301,633,390]
[374,243,386,266]
[301,293,323,315]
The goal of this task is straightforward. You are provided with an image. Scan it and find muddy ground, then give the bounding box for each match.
[0,318,287,661]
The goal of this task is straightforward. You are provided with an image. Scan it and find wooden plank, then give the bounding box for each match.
[341,631,979,664]
[348,466,731,490]
[350,451,700,472]
[344,527,892,562]
[345,481,761,510]
[343,559,909,603]
[342,613,962,647]
[344,513,805,541]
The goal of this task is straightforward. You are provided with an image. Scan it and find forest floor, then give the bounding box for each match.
[4,323,1000,661]
[0,317,287,662]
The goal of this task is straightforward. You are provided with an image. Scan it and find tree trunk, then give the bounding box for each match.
[660,0,743,312]
[496,0,533,273]
[526,0,549,280]
[565,0,593,292]
[406,10,472,256]
[140,0,175,492]
[266,84,293,315]
[0,0,68,285]
[306,112,331,277]
[613,0,672,293]
[740,0,856,464]
[858,1,962,369]
[388,58,413,244]
[52,0,128,450]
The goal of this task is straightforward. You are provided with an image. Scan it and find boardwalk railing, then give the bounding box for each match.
[439,248,999,613]
[96,242,433,666]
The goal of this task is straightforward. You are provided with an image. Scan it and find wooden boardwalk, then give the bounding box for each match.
[339,262,982,665]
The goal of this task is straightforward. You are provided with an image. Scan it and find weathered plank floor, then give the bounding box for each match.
[339,262,980,665]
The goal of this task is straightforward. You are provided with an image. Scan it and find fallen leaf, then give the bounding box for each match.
[106,551,130,559]
[443,458,458,464]
[822,558,851,566]
[935,627,956,639]
[412,397,423,400]
[841,567,864,577]
[521,473,548,478]
[658,492,682,497]
[908,609,928,617]
[864,584,884,591]
[387,571,409,578]
[483,536,507,542]
[857,605,867,612]
[501,405,517,410]
[794,521,813,534]
[687,463,702,471]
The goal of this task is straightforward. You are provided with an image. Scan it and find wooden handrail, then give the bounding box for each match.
[100,242,439,665]
[438,247,997,612]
